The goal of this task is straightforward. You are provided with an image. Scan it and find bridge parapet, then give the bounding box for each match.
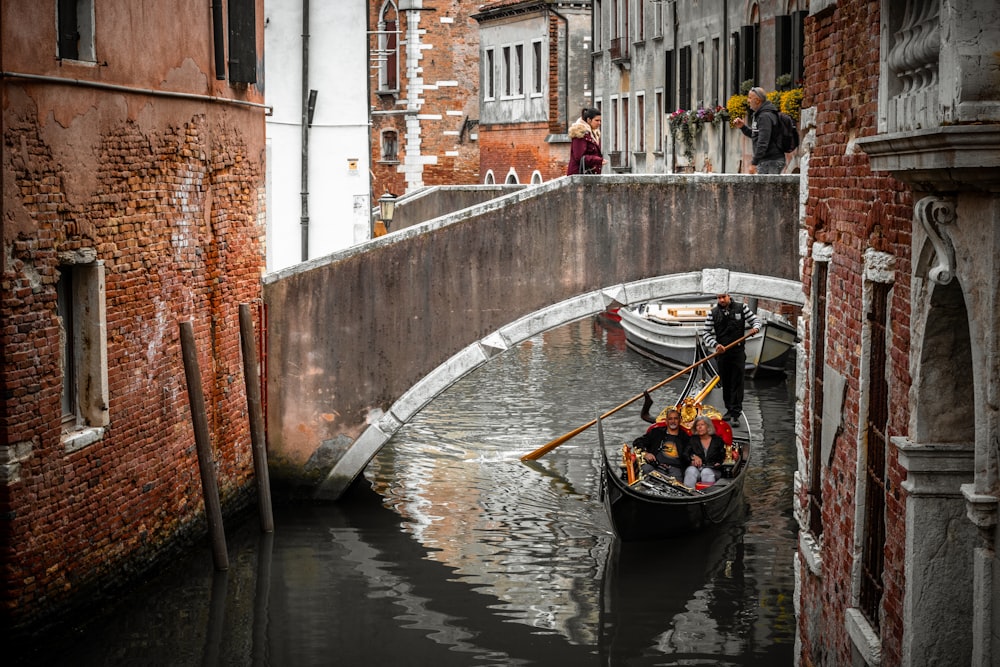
[262,175,801,499]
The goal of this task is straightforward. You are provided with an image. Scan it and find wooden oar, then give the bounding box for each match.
[520,332,751,461]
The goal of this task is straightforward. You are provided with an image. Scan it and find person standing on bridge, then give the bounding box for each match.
[732,86,786,174]
[702,293,761,422]
[567,108,607,175]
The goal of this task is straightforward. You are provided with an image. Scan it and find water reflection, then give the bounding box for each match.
[11,318,796,666]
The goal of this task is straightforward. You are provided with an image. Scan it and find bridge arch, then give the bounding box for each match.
[317,267,803,499]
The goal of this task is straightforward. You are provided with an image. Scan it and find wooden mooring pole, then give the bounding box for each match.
[179,320,229,571]
[239,303,274,533]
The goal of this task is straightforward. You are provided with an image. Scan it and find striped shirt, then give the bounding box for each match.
[702,303,762,348]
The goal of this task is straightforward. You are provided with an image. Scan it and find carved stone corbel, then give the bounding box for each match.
[915,195,956,285]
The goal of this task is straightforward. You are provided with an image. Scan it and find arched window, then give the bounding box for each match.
[377,1,399,93]
[484,170,496,184]
[505,170,519,184]
[530,171,543,184]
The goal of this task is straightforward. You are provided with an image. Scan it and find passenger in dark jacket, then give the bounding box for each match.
[566,107,607,175]
[633,408,689,481]
[683,416,727,487]
[732,86,787,174]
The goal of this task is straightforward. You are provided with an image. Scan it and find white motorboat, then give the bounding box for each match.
[618,301,797,376]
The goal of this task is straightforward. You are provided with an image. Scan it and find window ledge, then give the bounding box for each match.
[377,159,400,165]
[799,530,823,576]
[845,608,882,666]
[64,426,106,454]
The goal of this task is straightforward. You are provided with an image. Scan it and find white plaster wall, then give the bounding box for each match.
[265,0,372,273]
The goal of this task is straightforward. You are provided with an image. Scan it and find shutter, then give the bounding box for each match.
[228,0,257,84]
[679,46,691,111]
[775,15,792,84]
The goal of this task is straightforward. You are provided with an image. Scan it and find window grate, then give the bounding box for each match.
[859,281,890,631]
[808,263,828,537]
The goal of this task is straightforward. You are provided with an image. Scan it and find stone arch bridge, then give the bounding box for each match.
[262,175,802,500]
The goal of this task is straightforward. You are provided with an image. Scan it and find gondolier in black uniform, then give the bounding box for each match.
[702,293,761,422]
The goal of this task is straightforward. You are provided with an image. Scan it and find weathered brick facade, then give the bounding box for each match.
[1,1,266,634]
[370,0,481,196]
[796,3,914,663]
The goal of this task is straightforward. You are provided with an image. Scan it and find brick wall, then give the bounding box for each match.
[1,104,265,632]
[479,122,570,183]
[370,0,481,196]
[798,2,914,664]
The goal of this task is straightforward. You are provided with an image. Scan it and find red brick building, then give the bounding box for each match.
[795,1,1000,665]
[1,0,267,632]
[369,0,482,197]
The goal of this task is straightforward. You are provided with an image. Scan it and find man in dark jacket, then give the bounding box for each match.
[633,409,688,481]
[702,293,761,422]
[732,86,787,174]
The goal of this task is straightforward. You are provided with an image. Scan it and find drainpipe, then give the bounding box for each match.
[300,0,311,262]
[721,0,728,173]
[211,1,226,80]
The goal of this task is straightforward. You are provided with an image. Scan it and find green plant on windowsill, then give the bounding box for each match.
[668,106,729,161]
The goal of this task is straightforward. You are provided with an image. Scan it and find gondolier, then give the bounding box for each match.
[702,294,761,422]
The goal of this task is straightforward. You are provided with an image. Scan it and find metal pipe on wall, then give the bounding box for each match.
[300,0,311,262]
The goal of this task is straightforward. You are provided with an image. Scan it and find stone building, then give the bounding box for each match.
[1,0,267,633]
[795,0,1000,665]
[369,0,482,197]
[592,0,808,173]
[472,0,594,184]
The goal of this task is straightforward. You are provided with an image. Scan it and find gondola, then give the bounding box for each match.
[598,346,752,541]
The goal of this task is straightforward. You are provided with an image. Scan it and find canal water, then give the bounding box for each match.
[15,317,797,666]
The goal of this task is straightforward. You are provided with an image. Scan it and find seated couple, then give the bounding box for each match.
[633,410,727,488]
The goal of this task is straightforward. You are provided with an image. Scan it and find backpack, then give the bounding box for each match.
[770,110,800,153]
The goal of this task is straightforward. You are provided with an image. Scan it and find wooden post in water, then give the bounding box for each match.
[239,303,274,533]
[179,320,229,571]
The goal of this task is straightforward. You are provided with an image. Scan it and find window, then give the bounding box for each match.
[228,0,258,84]
[503,46,512,96]
[515,44,524,96]
[654,90,663,151]
[697,41,705,108]
[485,48,496,100]
[738,24,759,91]
[621,95,630,152]
[859,280,891,631]
[679,45,691,111]
[652,0,663,38]
[809,261,829,538]
[711,38,720,107]
[57,258,109,442]
[635,93,645,151]
[57,0,95,62]
[380,130,398,162]
[377,1,400,92]
[636,0,644,42]
[531,40,543,95]
[665,49,675,111]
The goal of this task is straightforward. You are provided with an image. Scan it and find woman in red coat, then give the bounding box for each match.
[566,108,607,175]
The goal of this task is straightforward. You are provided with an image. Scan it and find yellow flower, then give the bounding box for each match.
[726,94,748,127]
[780,88,804,121]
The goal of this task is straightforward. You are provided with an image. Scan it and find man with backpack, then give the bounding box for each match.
[733,86,788,174]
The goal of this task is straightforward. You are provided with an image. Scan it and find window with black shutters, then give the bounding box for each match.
[791,10,807,85]
[679,45,691,111]
[775,15,793,85]
[665,49,675,111]
[228,0,257,84]
[739,24,758,89]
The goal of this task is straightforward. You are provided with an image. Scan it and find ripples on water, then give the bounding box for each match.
[13,318,797,666]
